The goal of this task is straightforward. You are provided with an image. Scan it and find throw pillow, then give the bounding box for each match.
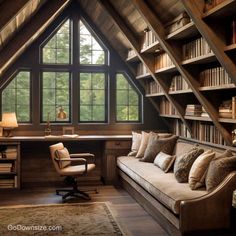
[205,150,234,191]
[154,151,176,173]
[174,147,204,183]
[131,131,142,152]
[136,131,150,158]
[127,150,138,157]
[140,135,178,162]
[55,147,71,169]
[188,150,215,190]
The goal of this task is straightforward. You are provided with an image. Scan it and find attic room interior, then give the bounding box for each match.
[0,0,236,235]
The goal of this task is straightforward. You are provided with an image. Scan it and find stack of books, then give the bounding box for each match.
[155,53,174,70]
[147,80,162,94]
[0,163,13,173]
[185,104,202,116]
[219,100,232,118]
[201,107,210,118]
[0,178,15,188]
[142,28,158,50]
[2,146,17,159]
[137,63,149,77]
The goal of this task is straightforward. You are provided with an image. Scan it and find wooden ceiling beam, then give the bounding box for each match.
[98,0,192,135]
[0,0,30,31]
[131,0,232,145]
[0,0,70,77]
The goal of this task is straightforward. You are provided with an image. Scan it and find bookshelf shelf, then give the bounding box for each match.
[202,0,236,19]
[182,53,216,65]
[219,118,236,123]
[166,21,198,40]
[199,84,236,91]
[169,89,193,95]
[224,43,236,52]
[146,93,165,97]
[141,41,161,54]
[126,54,139,62]
[155,65,177,74]
[136,73,151,80]
[184,115,212,122]
[0,172,17,175]
[159,114,180,119]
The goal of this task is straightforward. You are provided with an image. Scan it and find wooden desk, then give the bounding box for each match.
[0,135,132,188]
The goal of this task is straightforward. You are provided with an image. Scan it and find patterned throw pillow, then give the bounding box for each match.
[131,131,142,152]
[188,150,215,190]
[174,147,204,183]
[55,147,71,169]
[205,150,234,191]
[140,135,178,163]
[154,152,176,173]
[136,131,150,158]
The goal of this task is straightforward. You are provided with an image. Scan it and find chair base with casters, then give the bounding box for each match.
[49,142,98,202]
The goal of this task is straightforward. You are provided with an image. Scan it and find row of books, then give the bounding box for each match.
[230,19,236,45]
[169,75,190,91]
[0,146,18,159]
[159,97,177,115]
[146,80,163,94]
[185,104,202,116]
[155,53,174,70]
[0,163,13,173]
[193,122,226,145]
[142,29,158,50]
[0,176,17,188]
[172,120,191,138]
[183,37,212,60]
[204,0,226,12]
[137,63,149,77]
[127,49,136,59]
[219,97,236,119]
[199,66,232,87]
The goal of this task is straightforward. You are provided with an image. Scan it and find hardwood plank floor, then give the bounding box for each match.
[0,185,168,236]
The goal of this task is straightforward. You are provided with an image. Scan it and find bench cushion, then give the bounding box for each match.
[117,156,207,214]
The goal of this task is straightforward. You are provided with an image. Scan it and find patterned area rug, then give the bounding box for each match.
[0,202,124,235]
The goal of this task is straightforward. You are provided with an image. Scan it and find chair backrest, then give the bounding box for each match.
[49,142,65,174]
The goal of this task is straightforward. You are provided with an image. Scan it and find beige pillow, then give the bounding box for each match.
[131,131,142,151]
[127,150,138,157]
[136,131,150,158]
[154,152,176,173]
[189,150,215,190]
[55,148,71,168]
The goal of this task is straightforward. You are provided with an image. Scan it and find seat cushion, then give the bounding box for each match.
[117,156,207,214]
[55,148,71,168]
[60,163,95,176]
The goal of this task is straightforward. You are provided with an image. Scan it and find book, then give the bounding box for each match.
[232,97,236,119]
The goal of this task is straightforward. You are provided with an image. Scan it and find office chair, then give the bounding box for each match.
[49,142,97,201]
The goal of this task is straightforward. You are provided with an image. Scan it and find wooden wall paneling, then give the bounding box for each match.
[98,0,192,136]
[131,0,232,145]
[0,0,70,77]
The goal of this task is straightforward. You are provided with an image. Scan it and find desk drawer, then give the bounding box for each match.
[105,141,131,150]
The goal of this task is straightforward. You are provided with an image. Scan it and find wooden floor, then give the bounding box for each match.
[0,185,168,236]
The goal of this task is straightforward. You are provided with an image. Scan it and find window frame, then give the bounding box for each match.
[115,72,142,123]
[0,69,32,124]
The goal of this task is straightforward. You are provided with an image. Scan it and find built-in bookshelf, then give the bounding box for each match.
[125,1,236,146]
[0,142,20,189]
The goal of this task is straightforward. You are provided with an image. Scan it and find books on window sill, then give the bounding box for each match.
[204,0,226,12]
[183,37,212,60]
[200,66,232,87]
[155,53,174,71]
[169,75,190,91]
[142,28,159,50]
[146,80,162,94]
[160,97,177,115]
[185,104,202,116]
[137,63,149,77]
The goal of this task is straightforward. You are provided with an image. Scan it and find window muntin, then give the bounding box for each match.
[1,71,31,122]
[116,73,140,122]
[42,19,71,64]
[79,21,105,65]
[42,72,70,122]
[79,73,106,122]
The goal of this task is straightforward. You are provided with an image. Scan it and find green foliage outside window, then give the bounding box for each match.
[80,21,105,65]
[80,73,106,122]
[42,72,70,122]
[42,19,70,64]
[116,73,140,122]
[2,71,30,122]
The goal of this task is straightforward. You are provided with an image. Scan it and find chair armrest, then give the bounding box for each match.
[70,153,95,163]
[180,171,236,233]
[54,157,88,172]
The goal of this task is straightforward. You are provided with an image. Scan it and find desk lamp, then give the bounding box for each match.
[1,112,18,137]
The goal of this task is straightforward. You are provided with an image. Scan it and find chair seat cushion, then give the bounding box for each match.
[60,164,95,176]
[117,156,207,214]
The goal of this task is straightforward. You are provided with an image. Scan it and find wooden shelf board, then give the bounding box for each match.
[219,118,236,123]
[155,65,176,74]
[199,84,236,91]
[203,0,236,19]
[146,93,165,97]
[0,159,17,161]
[136,73,151,80]
[0,172,17,175]
[224,43,236,52]
[184,115,212,122]
[126,54,139,62]
[169,89,192,95]
[166,22,199,40]
[140,41,161,54]
[182,53,216,65]
[159,114,180,119]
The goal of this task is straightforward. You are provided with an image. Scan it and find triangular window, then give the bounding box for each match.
[42,19,71,64]
[79,21,105,65]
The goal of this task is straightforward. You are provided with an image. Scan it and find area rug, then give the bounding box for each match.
[0,202,124,235]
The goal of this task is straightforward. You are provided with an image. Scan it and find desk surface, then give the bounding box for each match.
[0,135,132,142]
